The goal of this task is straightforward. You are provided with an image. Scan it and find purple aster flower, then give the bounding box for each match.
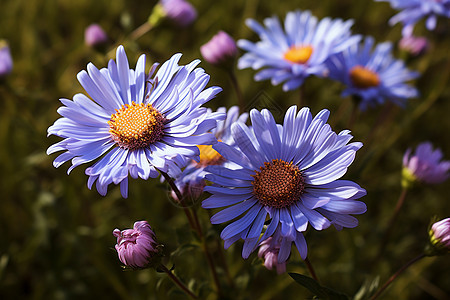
[47,45,223,198]
[84,24,108,47]
[258,235,287,274]
[160,0,197,27]
[402,142,450,187]
[0,40,13,78]
[202,106,367,261]
[237,10,361,91]
[428,217,450,255]
[172,106,248,201]
[375,0,450,36]
[200,31,238,67]
[399,35,428,56]
[326,36,419,110]
[113,221,161,269]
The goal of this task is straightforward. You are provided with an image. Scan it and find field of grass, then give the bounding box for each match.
[1,0,449,299]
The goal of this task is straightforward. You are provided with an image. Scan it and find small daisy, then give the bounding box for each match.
[203,106,366,261]
[237,10,361,91]
[326,36,419,110]
[375,0,450,36]
[47,46,223,198]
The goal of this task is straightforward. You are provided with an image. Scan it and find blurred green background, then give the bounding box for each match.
[0,0,449,299]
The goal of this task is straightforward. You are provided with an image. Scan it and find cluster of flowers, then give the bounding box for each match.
[46,1,450,274]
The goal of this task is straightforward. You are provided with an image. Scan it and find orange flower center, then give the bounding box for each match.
[197,142,224,167]
[108,102,165,150]
[349,65,380,89]
[284,45,313,64]
[252,159,305,209]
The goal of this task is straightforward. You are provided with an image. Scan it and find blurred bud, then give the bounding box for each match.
[402,142,450,188]
[0,40,13,78]
[426,218,450,256]
[85,24,108,48]
[113,221,162,269]
[200,31,238,68]
[159,0,197,27]
[399,36,428,56]
[258,237,287,274]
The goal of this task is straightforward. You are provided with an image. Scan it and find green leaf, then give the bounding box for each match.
[288,273,349,300]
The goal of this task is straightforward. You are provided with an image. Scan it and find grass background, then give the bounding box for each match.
[0,0,449,299]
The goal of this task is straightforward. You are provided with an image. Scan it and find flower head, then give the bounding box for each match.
[375,0,450,36]
[47,46,223,198]
[0,40,13,78]
[200,31,238,68]
[402,142,450,188]
[237,10,360,91]
[113,221,161,269]
[160,0,197,27]
[172,106,248,201]
[258,235,287,274]
[326,36,419,110]
[427,217,450,255]
[399,35,428,56]
[203,106,366,261]
[85,24,108,47]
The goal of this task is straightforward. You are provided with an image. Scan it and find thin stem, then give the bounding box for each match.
[159,170,198,234]
[191,208,223,295]
[304,257,320,283]
[298,85,305,108]
[378,188,408,258]
[227,68,245,111]
[160,264,198,299]
[369,253,426,300]
[347,99,359,129]
[129,22,153,41]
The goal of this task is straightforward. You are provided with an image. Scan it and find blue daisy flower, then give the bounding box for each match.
[237,10,361,91]
[326,36,419,110]
[202,106,367,261]
[172,106,248,200]
[376,0,450,36]
[47,46,224,198]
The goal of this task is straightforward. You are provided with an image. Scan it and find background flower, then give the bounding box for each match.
[203,106,366,261]
[84,24,108,47]
[375,0,450,36]
[47,46,223,198]
[326,36,419,110]
[0,40,13,77]
[237,10,361,91]
[402,142,450,187]
[200,31,238,68]
[160,0,197,27]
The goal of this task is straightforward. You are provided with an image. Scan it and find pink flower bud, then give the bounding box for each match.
[258,237,287,274]
[160,0,197,27]
[399,36,428,56]
[200,31,238,67]
[0,41,13,78]
[113,221,160,269]
[85,24,108,47]
[428,218,450,255]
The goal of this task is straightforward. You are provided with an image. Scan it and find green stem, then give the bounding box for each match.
[378,188,408,258]
[227,69,245,112]
[369,253,426,300]
[305,257,320,283]
[160,264,198,299]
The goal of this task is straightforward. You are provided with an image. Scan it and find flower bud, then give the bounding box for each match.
[160,0,197,27]
[0,40,13,78]
[84,24,108,48]
[426,218,450,256]
[113,221,161,269]
[402,142,450,188]
[399,36,428,56]
[258,237,287,274]
[200,31,238,68]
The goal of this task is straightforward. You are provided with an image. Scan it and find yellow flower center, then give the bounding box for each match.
[349,65,380,89]
[197,143,224,167]
[108,101,165,150]
[284,45,313,64]
[252,159,305,209]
